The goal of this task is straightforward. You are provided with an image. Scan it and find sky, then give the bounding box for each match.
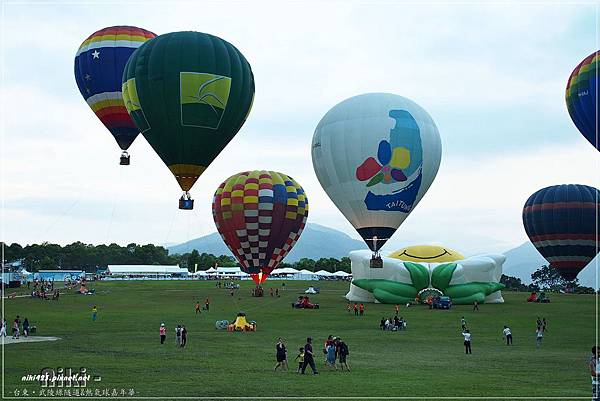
[1,1,599,256]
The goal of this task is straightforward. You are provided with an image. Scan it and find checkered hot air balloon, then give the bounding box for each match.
[565,51,600,151]
[522,184,600,281]
[74,26,156,164]
[212,171,309,284]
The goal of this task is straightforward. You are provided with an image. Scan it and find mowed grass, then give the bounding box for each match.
[2,280,597,398]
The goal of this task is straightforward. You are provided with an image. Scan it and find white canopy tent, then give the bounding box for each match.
[332,271,351,277]
[106,265,189,277]
[314,270,334,277]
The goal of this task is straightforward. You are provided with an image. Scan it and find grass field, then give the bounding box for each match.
[2,280,598,399]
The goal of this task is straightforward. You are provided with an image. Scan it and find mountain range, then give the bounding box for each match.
[168,223,597,288]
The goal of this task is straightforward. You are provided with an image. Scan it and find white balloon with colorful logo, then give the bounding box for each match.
[311,93,442,251]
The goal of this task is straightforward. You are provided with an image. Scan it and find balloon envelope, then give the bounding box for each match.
[311,93,442,251]
[212,171,308,284]
[565,51,600,151]
[522,184,599,280]
[74,26,156,150]
[123,31,255,192]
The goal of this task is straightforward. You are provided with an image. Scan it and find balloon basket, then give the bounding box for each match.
[120,154,130,165]
[370,256,383,268]
[179,198,194,210]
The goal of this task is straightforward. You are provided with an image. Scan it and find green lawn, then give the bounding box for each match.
[2,280,597,399]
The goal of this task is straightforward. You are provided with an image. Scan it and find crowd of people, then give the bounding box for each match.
[0,315,32,339]
[379,316,407,331]
[274,335,350,374]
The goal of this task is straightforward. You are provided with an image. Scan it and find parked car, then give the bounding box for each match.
[432,296,452,309]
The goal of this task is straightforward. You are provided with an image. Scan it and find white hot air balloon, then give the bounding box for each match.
[311,93,442,260]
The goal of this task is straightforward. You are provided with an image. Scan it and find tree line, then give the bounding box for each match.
[1,242,351,273]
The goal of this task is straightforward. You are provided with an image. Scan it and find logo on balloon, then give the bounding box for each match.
[180,72,232,129]
[355,110,423,212]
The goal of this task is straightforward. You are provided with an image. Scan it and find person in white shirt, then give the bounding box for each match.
[460,317,467,331]
[462,330,472,354]
[502,325,513,345]
[535,327,543,348]
[590,346,599,401]
[0,319,6,337]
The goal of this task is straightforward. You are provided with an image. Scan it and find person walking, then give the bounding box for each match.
[195,301,201,315]
[346,303,351,313]
[159,323,166,344]
[462,330,472,354]
[22,318,29,338]
[461,316,467,331]
[590,346,599,401]
[336,338,350,371]
[91,305,98,322]
[301,337,318,375]
[294,347,305,373]
[502,325,513,345]
[274,337,288,371]
[542,317,548,332]
[181,326,187,347]
[473,300,479,311]
[535,327,543,348]
[0,319,6,337]
[326,340,337,370]
[175,325,182,347]
[204,298,210,311]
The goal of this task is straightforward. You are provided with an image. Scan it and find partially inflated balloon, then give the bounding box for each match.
[74,26,156,154]
[212,171,308,284]
[566,51,600,151]
[122,31,254,193]
[311,93,442,251]
[523,184,599,281]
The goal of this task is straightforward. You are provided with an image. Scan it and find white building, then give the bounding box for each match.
[106,265,189,278]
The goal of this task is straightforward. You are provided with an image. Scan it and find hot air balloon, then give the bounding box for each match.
[311,93,442,266]
[122,31,255,209]
[212,171,308,284]
[523,184,600,281]
[566,51,600,151]
[74,26,156,165]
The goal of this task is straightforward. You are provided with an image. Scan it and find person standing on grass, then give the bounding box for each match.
[462,329,472,354]
[205,298,210,311]
[159,323,166,344]
[535,327,543,348]
[326,339,337,370]
[473,300,479,311]
[301,337,318,375]
[22,318,29,338]
[0,318,6,337]
[12,317,19,339]
[294,347,305,373]
[461,316,467,331]
[337,338,350,371]
[274,337,288,371]
[502,325,513,345]
[181,326,188,347]
[590,345,599,401]
[175,325,182,347]
[195,301,201,315]
[359,303,365,316]
[353,303,358,316]
[347,303,351,313]
[394,304,399,316]
[542,317,547,332]
[91,305,97,322]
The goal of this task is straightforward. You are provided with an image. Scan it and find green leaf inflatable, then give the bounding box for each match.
[122,31,255,193]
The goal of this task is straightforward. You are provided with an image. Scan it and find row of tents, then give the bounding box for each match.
[191,266,351,280]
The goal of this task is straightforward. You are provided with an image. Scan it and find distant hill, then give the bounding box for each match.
[502,241,598,289]
[167,223,367,262]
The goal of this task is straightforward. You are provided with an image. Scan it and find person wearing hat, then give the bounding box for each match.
[159,323,166,344]
[301,337,318,375]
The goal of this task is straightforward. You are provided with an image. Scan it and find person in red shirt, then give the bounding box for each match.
[195,301,201,315]
[359,303,365,316]
[204,298,210,311]
[353,303,358,316]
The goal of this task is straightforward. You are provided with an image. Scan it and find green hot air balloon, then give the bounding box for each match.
[122,31,255,209]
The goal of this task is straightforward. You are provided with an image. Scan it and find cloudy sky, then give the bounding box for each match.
[1,1,598,256]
